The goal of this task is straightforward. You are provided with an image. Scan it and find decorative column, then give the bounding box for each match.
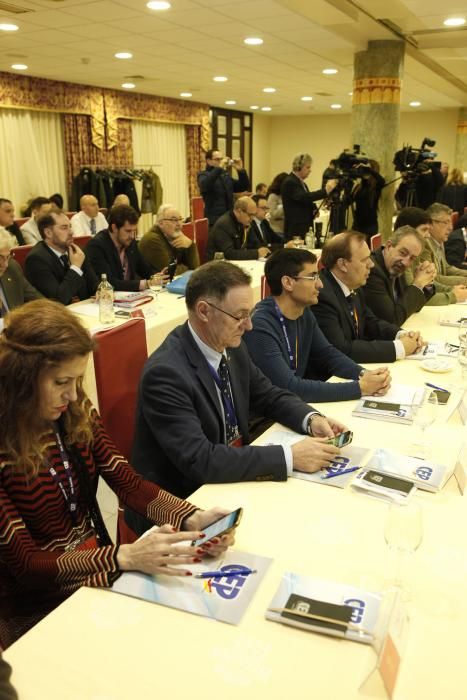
[352,40,405,240]
[455,108,467,175]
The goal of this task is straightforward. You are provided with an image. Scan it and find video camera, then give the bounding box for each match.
[335,145,370,180]
[393,137,438,176]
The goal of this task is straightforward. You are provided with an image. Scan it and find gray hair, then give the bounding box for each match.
[292,153,312,171]
[388,225,425,248]
[0,229,15,250]
[156,203,177,223]
[233,196,255,212]
[426,202,452,219]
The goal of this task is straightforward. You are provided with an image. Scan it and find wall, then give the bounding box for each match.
[251,113,271,189]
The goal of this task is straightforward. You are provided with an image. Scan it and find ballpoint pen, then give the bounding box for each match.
[194,569,257,579]
[425,382,449,392]
[320,466,360,480]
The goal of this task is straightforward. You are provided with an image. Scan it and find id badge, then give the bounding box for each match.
[229,435,243,448]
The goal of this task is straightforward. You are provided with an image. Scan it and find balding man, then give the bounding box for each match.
[70,195,108,237]
[206,196,269,261]
[139,204,199,275]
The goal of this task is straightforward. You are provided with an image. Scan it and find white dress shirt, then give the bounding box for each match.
[20,218,41,245]
[71,211,108,237]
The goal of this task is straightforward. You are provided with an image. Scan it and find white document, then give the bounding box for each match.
[292,445,371,488]
[70,302,100,318]
[361,383,424,406]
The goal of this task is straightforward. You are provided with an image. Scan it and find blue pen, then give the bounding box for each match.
[425,382,448,393]
[194,569,257,579]
[320,466,360,480]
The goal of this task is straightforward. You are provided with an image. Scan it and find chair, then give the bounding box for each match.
[181,221,194,241]
[452,212,459,229]
[194,217,209,263]
[317,255,325,271]
[370,233,382,251]
[65,211,77,220]
[93,319,148,544]
[14,217,28,228]
[192,196,204,221]
[11,244,33,272]
[260,275,271,299]
[73,235,91,250]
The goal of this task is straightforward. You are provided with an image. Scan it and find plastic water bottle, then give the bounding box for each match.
[98,273,114,324]
[305,226,315,250]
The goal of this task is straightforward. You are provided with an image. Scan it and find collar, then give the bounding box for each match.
[330,271,353,297]
[429,236,443,250]
[187,321,225,371]
[253,217,263,227]
[46,244,67,259]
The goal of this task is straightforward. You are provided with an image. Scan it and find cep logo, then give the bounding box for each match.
[343,598,366,624]
[325,456,350,476]
[415,466,433,481]
[204,565,250,599]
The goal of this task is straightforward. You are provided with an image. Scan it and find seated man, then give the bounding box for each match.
[70,194,108,237]
[139,203,199,275]
[246,194,290,251]
[126,261,346,532]
[197,149,251,227]
[445,213,467,269]
[0,229,42,316]
[20,197,52,245]
[395,207,467,304]
[86,204,155,291]
[206,196,269,261]
[363,226,436,325]
[312,231,423,363]
[24,212,97,305]
[425,203,467,284]
[0,198,25,246]
[244,248,390,402]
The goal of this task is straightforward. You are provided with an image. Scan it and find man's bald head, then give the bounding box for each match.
[80,195,99,218]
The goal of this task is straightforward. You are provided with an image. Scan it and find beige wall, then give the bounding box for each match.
[251,113,271,190]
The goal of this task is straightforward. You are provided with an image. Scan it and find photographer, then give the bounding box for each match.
[351,159,385,240]
[198,150,251,227]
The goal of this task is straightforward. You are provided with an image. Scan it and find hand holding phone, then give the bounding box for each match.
[191,508,243,547]
[327,430,353,448]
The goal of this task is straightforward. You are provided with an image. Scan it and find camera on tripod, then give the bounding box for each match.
[393,137,438,177]
[324,145,371,201]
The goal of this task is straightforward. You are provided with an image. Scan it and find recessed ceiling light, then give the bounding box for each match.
[301,96,313,102]
[323,68,338,75]
[348,91,353,96]
[115,52,133,59]
[330,103,342,109]
[443,17,465,27]
[225,100,236,105]
[11,63,27,70]
[121,82,136,89]
[146,1,171,9]
[263,87,276,93]
[213,76,228,82]
[250,105,259,110]
[0,23,18,31]
[409,101,421,107]
[180,92,192,97]
[261,106,272,111]
[244,37,263,45]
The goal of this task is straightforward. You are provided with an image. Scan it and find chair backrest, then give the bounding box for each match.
[11,244,33,271]
[192,196,204,221]
[14,217,28,228]
[74,235,91,250]
[65,211,77,220]
[194,217,209,263]
[370,233,382,251]
[182,221,194,240]
[93,319,148,463]
[452,212,459,229]
[261,275,271,299]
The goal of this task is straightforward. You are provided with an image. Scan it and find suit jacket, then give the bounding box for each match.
[311,268,400,363]
[206,211,260,261]
[126,322,312,532]
[425,236,467,284]
[0,259,42,311]
[363,247,429,325]
[281,172,326,239]
[24,242,98,305]
[86,229,155,292]
[139,226,199,275]
[246,218,284,250]
[198,166,250,226]
[445,228,467,269]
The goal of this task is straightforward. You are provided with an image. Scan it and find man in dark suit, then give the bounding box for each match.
[24,212,97,305]
[126,261,346,534]
[312,231,423,363]
[246,195,290,251]
[0,229,42,316]
[206,196,269,261]
[0,198,26,246]
[281,153,338,239]
[364,226,436,325]
[197,149,251,227]
[445,215,467,269]
[86,205,155,291]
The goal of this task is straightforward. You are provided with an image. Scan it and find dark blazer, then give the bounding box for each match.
[126,322,312,533]
[363,247,429,325]
[281,172,326,239]
[0,259,42,310]
[198,166,250,226]
[24,241,98,305]
[311,268,400,363]
[206,211,260,261]
[86,229,155,292]
[247,218,284,250]
[445,228,467,268]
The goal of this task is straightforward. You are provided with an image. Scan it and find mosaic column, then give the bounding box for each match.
[351,40,405,240]
[455,108,467,175]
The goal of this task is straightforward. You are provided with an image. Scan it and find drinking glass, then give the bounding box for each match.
[458,344,467,386]
[412,390,438,458]
[213,252,225,262]
[292,236,302,248]
[458,319,467,347]
[148,273,163,296]
[384,502,423,591]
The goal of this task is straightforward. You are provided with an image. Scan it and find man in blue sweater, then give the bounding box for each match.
[244,248,391,402]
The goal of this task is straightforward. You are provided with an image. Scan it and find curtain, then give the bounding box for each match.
[185,124,205,207]
[132,120,189,235]
[0,108,67,211]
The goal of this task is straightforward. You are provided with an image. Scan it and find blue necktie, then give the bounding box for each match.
[218,357,239,444]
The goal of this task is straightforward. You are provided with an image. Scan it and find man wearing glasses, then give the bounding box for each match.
[425,203,467,284]
[246,195,294,251]
[198,149,251,227]
[125,261,347,533]
[244,248,390,403]
[0,229,42,318]
[206,196,270,261]
[139,204,199,275]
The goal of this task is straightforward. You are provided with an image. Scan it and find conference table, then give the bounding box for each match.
[4,285,467,699]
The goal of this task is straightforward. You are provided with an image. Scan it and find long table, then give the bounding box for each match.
[4,300,467,699]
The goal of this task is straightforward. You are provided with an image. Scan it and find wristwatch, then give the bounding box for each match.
[307,412,323,436]
[359,369,366,378]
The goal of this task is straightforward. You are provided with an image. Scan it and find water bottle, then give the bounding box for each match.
[305,226,315,250]
[98,273,114,324]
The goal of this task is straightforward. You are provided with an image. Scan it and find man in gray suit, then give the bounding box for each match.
[0,229,42,317]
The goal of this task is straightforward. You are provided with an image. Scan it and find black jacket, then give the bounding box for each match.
[206,211,260,261]
[281,172,326,238]
[197,166,250,226]
[246,218,284,250]
[86,230,155,292]
[445,227,467,268]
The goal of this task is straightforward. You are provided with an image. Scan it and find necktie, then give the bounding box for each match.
[60,254,70,271]
[217,356,239,444]
[345,294,359,336]
[260,220,269,244]
[90,218,97,236]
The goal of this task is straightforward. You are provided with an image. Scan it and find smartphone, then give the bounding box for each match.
[362,470,415,496]
[328,430,353,448]
[167,259,177,282]
[191,508,243,547]
[432,389,450,405]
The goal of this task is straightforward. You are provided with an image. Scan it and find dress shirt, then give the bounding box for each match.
[71,211,108,237]
[20,218,41,245]
[46,245,83,277]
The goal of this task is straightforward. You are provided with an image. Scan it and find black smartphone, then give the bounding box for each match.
[362,470,415,496]
[191,508,243,547]
[167,259,177,282]
[363,400,400,413]
[328,430,353,448]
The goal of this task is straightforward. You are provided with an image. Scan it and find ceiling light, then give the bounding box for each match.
[11,63,27,70]
[180,92,192,97]
[301,96,313,102]
[244,37,263,45]
[0,23,18,31]
[146,1,171,9]
[225,100,236,105]
[121,82,136,89]
[261,106,272,111]
[330,103,342,109]
[263,87,276,93]
[443,17,465,27]
[348,91,353,96]
[213,76,228,82]
[115,52,133,59]
[409,101,421,107]
[322,68,338,75]
[250,105,259,110]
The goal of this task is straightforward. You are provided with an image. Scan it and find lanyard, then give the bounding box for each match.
[47,424,78,525]
[273,301,297,370]
[207,361,238,429]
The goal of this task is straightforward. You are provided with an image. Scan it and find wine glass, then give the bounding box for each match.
[412,390,438,458]
[148,273,163,296]
[384,502,423,591]
[458,344,467,386]
[292,236,302,248]
[458,319,467,347]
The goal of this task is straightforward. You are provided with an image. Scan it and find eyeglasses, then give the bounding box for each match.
[162,217,183,223]
[431,219,451,226]
[258,206,270,211]
[244,211,256,218]
[292,273,319,281]
[0,253,12,262]
[205,301,253,323]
